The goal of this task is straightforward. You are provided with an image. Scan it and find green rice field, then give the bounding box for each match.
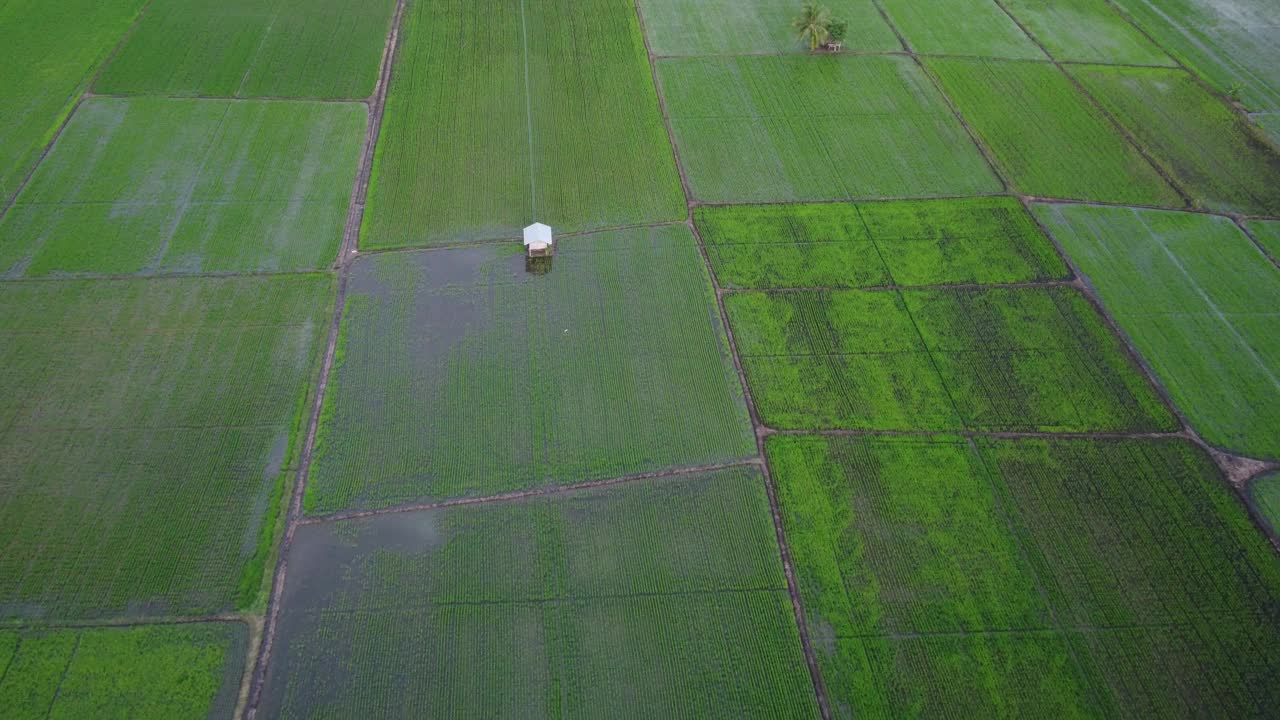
[1035,203,1280,459]
[307,226,754,513]
[261,468,819,718]
[657,54,1001,202]
[3,0,1279,713]
[0,622,246,720]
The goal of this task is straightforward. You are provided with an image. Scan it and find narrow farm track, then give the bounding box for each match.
[633,2,834,718]
[241,0,408,716]
[0,0,155,219]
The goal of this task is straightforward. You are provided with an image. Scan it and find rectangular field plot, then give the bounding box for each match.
[260,469,820,719]
[657,55,1001,203]
[1035,204,1280,459]
[95,0,397,98]
[638,0,899,55]
[769,434,1280,717]
[0,622,246,719]
[308,226,755,514]
[879,0,1045,59]
[0,97,365,277]
[903,285,1175,432]
[927,57,1181,205]
[1002,0,1172,65]
[0,274,332,619]
[1109,0,1280,111]
[0,0,146,200]
[696,198,1066,288]
[1071,66,1280,215]
[361,0,683,249]
[724,286,1173,431]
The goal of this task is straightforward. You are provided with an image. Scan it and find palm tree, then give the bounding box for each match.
[794,4,832,52]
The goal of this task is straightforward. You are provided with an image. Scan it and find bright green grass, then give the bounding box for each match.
[1109,0,1280,112]
[1246,219,1280,261]
[1249,472,1280,538]
[262,468,820,718]
[95,0,397,98]
[724,286,1174,431]
[657,54,1001,203]
[360,0,683,249]
[308,226,755,513]
[696,197,1067,288]
[926,57,1181,205]
[879,0,1045,59]
[0,274,332,619]
[1034,204,1280,459]
[0,623,246,720]
[0,0,146,201]
[1070,66,1280,215]
[769,434,1280,717]
[637,0,899,55]
[0,97,365,277]
[1001,0,1172,65]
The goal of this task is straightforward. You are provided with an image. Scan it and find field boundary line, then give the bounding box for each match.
[519,0,537,219]
[350,219,690,258]
[299,459,764,525]
[234,0,286,98]
[1234,219,1280,271]
[634,2,832,716]
[0,636,18,688]
[41,633,82,718]
[651,48,1177,72]
[985,0,1195,209]
[242,0,409,715]
[0,0,156,220]
[0,613,250,632]
[768,427,1189,440]
[83,91,368,105]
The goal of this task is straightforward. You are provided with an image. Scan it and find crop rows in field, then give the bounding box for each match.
[307,226,755,514]
[360,0,684,248]
[1250,472,1280,539]
[1035,204,1280,459]
[926,57,1181,205]
[0,622,246,720]
[724,285,1174,432]
[768,434,1280,717]
[1108,0,1280,112]
[0,274,332,619]
[1070,66,1280,215]
[638,0,899,56]
[1248,219,1280,261]
[879,0,1045,60]
[0,97,366,278]
[0,0,145,201]
[696,197,1067,289]
[261,468,819,718]
[656,54,1001,203]
[95,0,398,99]
[1001,0,1172,65]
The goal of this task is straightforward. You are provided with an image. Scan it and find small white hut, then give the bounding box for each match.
[524,222,553,257]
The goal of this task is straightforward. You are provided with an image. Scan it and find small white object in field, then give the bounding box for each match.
[523,223,553,257]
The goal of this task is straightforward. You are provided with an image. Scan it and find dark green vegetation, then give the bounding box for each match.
[0,97,366,277]
[0,622,246,720]
[1250,473,1280,539]
[657,55,1001,202]
[769,434,1280,718]
[1035,204,1280,459]
[879,0,1045,59]
[638,0,898,55]
[1002,0,1172,65]
[724,286,1174,431]
[696,197,1067,288]
[95,0,398,98]
[1247,219,1280,261]
[308,227,754,513]
[927,57,1181,205]
[1109,0,1280,111]
[262,468,819,718]
[1072,65,1280,215]
[360,0,684,248]
[0,275,332,618]
[0,0,145,200]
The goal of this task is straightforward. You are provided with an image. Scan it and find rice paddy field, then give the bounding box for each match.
[3,0,1279,715]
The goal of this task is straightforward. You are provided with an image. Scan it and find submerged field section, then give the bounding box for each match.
[2,0,1279,716]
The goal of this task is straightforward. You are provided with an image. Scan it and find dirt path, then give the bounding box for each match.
[240,1,408,716]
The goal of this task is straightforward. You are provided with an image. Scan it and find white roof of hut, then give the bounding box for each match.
[523,223,553,247]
